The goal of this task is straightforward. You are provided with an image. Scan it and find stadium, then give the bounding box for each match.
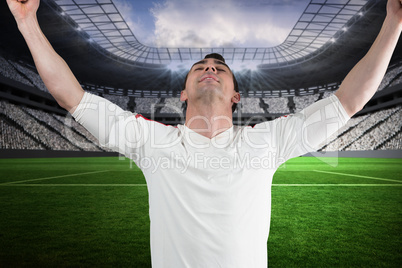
[0,0,401,267]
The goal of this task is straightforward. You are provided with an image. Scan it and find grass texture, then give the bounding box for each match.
[0,156,401,267]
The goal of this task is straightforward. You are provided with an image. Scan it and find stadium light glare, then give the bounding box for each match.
[342,27,348,32]
[231,61,260,72]
[167,61,192,72]
[248,62,259,72]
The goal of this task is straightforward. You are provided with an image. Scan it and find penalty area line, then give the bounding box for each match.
[0,184,147,187]
[0,170,111,185]
[272,184,402,187]
[312,170,402,183]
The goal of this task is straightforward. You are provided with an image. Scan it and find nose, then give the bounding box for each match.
[205,66,216,73]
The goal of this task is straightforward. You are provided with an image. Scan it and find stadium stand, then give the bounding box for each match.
[346,107,401,151]
[53,114,112,152]
[379,131,402,150]
[23,107,102,152]
[103,94,129,110]
[8,60,48,92]
[134,98,160,114]
[377,63,402,91]
[160,97,184,114]
[294,95,320,113]
[388,73,402,88]
[240,98,264,114]
[0,45,401,153]
[263,97,290,114]
[0,54,33,87]
[0,115,45,150]
[320,106,401,152]
[2,94,400,152]
[0,101,79,151]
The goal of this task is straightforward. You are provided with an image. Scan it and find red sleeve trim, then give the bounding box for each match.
[134,113,178,128]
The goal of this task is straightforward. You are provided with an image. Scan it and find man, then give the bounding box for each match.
[6,0,402,267]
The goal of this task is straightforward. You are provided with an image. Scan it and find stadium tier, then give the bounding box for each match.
[0,96,401,152]
[0,47,401,152]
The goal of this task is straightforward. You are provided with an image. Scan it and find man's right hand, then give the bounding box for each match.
[6,0,40,23]
[5,0,84,113]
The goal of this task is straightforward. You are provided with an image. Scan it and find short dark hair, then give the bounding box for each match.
[182,53,239,113]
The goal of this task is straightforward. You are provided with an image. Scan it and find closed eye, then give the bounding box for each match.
[192,66,227,72]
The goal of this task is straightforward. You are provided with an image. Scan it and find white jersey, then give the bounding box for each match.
[72,93,349,268]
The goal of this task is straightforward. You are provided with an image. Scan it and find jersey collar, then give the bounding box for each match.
[181,124,234,148]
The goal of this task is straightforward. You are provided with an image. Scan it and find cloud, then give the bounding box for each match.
[150,0,309,48]
[114,0,156,45]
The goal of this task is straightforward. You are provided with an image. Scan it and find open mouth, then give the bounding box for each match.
[200,75,219,82]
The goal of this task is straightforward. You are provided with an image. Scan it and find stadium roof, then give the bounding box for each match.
[52,0,369,67]
[1,0,401,97]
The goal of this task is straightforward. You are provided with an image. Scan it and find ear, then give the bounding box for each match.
[180,90,188,102]
[231,92,240,104]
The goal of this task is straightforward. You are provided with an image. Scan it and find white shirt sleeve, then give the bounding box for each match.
[256,94,350,162]
[71,92,149,156]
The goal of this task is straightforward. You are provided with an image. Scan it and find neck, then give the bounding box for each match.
[184,102,233,139]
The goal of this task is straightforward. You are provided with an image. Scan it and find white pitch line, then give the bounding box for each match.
[0,184,147,187]
[0,184,401,187]
[272,184,402,187]
[313,170,402,183]
[0,170,111,185]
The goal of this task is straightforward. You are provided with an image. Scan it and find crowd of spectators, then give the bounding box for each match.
[53,114,112,152]
[347,107,401,151]
[321,114,370,151]
[8,60,48,92]
[0,54,33,87]
[1,48,401,152]
[379,131,402,150]
[294,95,320,112]
[160,97,184,114]
[0,99,400,151]
[0,116,45,150]
[263,97,290,114]
[103,94,129,110]
[239,98,264,114]
[0,101,79,151]
[387,73,402,88]
[321,107,401,151]
[377,63,402,91]
[134,98,160,114]
[321,91,334,99]
[24,107,102,151]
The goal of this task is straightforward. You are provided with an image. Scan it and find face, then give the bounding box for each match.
[180,58,240,109]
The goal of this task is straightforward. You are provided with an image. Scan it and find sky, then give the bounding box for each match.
[114,0,310,48]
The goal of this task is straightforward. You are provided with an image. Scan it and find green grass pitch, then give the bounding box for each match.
[0,156,401,267]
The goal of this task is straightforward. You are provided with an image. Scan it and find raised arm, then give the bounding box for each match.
[6,0,84,113]
[335,0,402,117]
